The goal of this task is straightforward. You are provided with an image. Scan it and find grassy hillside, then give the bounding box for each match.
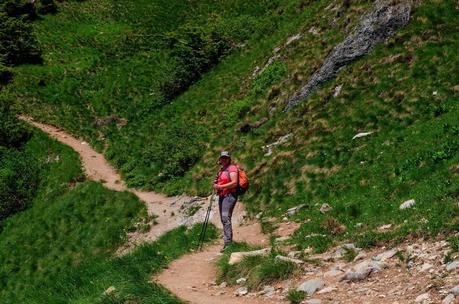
[0,129,217,303]
[4,0,459,255]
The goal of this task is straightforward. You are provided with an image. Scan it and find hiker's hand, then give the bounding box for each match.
[213,183,221,190]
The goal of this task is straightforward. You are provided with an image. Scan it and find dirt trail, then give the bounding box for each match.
[21,116,277,304]
[156,224,280,304]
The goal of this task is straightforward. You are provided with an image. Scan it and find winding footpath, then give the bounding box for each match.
[20,116,280,304]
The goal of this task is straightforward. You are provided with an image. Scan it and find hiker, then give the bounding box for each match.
[213,151,238,250]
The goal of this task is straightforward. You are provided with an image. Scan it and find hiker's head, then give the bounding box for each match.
[218,151,231,167]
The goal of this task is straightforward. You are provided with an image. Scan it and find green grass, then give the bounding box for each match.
[18,225,217,304]
[0,130,218,303]
[4,0,459,254]
[217,243,298,291]
[286,290,306,304]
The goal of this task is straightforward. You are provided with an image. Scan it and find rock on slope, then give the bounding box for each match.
[285,0,411,110]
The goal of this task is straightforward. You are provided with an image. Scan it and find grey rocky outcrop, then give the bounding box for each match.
[285,0,411,110]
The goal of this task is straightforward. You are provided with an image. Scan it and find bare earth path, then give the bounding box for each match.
[20,116,278,304]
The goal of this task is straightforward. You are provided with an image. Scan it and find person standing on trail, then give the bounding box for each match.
[213,151,238,251]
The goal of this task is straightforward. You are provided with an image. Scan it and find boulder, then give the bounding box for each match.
[400,199,416,210]
[258,285,275,297]
[446,261,459,272]
[235,287,248,296]
[341,260,386,282]
[373,249,397,262]
[297,279,326,295]
[415,293,430,303]
[450,285,459,295]
[228,248,271,265]
[442,294,455,304]
[418,263,433,272]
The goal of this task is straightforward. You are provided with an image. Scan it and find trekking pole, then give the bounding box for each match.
[197,191,215,251]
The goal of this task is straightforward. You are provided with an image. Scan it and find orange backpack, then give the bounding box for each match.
[226,165,249,195]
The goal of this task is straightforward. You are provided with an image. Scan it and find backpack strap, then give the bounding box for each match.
[225,165,239,186]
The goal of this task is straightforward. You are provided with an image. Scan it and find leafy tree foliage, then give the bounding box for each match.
[0,99,31,148]
[0,12,41,65]
[160,24,231,101]
[0,99,37,223]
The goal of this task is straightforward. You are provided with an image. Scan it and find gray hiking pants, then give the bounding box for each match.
[218,193,238,245]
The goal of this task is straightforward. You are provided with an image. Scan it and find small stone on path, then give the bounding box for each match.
[317,286,337,294]
[275,255,304,265]
[229,248,271,265]
[219,282,227,288]
[235,287,248,296]
[236,278,247,285]
[446,261,459,272]
[306,300,322,304]
[297,279,326,295]
[354,251,367,262]
[258,285,275,297]
[450,285,459,295]
[442,294,455,304]
[415,293,430,303]
[419,263,433,272]
[373,249,397,262]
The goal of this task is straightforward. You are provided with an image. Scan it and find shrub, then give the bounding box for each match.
[2,0,36,18]
[0,65,12,85]
[142,121,206,181]
[160,23,231,100]
[0,12,41,65]
[287,290,306,304]
[0,98,31,148]
[35,0,57,15]
[0,149,39,222]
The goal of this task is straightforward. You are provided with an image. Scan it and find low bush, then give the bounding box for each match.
[0,12,41,65]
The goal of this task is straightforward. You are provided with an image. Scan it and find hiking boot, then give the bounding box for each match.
[220,243,231,253]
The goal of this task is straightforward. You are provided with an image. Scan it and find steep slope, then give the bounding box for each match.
[22,117,274,304]
[1,0,458,302]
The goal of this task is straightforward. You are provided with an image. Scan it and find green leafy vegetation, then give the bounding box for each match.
[2,0,458,278]
[0,98,36,221]
[217,243,298,290]
[286,289,306,304]
[0,128,218,302]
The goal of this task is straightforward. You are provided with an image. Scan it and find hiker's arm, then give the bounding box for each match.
[213,172,238,190]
